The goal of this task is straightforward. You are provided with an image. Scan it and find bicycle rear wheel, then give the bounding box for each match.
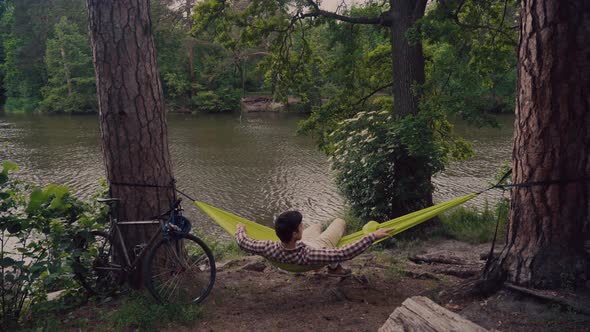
[145,233,216,304]
[73,231,126,296]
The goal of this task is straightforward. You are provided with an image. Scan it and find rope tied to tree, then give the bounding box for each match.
[481,169,590,276]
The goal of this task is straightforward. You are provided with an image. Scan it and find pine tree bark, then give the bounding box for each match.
[487,0,590,288]
[87,0,175,286]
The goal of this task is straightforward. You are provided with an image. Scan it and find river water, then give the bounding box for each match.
[0,112,513,235]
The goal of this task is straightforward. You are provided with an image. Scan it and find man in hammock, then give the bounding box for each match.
[236,211,393,276]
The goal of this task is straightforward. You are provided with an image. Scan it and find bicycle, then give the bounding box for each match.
[73,198,216,305]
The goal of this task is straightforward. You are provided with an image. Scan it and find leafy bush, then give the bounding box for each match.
[328,98,473,222]
[0,161,105,326]
[192,88,241,113]
[3,97,39,113]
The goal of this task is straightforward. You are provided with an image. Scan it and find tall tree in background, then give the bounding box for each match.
[486,0,589,288]
[41,16,96,113]
[0,0,9,104]
[194,0,515,220]
[87,0,175,285]
[0,0,87,111]
[196,0,433,217]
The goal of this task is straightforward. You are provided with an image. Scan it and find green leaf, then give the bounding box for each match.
[0,257,17,267]
[0,192,10,200]
[27,188,47,212]
[1,161,19,175]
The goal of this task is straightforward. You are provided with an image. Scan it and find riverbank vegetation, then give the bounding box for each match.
[0,162,105,327]
[0,0,518,227]
[0,0,517,118]
[191,0,517,223]
[0,0,247,114]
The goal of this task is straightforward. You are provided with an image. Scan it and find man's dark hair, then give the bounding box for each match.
[275,211,302,243]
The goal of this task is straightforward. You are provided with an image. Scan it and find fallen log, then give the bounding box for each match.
[504,283,590,316]
[379,296,489,332]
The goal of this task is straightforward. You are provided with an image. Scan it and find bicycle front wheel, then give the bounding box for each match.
[145,233,216,304]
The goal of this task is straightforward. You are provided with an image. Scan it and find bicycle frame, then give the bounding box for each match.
[95,198,182,272]
[109,219,164,271]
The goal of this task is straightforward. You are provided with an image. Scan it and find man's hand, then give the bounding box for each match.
[372,226,395,240]
[236,223,246,232]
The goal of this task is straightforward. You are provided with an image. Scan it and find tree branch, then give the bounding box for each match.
[301,0,391,26]
[438,0,517,45]
[355,82,394,107]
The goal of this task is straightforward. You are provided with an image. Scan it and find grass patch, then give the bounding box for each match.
[437,199,509,244]
[110,292,202,331]
[201,235,244,262]
[343,199,509,246]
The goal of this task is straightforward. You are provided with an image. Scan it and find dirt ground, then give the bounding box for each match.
[175,239,590,332]
[62,239,590,331]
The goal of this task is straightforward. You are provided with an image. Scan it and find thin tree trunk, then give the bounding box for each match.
[87,0,175,287]
[486,0,590,288]
[186,0,196,97]
[59,47,73,97]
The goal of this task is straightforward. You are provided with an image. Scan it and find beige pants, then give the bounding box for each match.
[301,218,346,265]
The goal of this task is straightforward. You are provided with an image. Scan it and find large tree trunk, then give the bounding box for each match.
[390,0,426,119]
[87,0,175,287]
[388,0,433,217]
[487,0,590,288]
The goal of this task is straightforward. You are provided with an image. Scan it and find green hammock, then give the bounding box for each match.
[195,193,477,272]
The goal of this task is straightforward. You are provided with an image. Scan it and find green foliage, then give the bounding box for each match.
[0,161,104,326]
[153,0,241,112]
[0,0,88,111]
[438,198,509,244]
[151,0,193,109]
[192,89,239,113]
[2,97,39,113]
[196,0,519,224]
[420,1,518,126]
[203,236,243,262]
[40,17,96,113]
[328,101,472,221]
[110,292,203,331]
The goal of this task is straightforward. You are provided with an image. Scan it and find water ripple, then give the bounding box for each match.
[0,113,513,235]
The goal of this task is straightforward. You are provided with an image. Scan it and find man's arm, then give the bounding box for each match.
[235,224,271,256]
[304,234,377,265]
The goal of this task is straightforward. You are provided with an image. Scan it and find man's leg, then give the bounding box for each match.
[316,218,349,274]
[318,218,346,248]
[301,223,322,248]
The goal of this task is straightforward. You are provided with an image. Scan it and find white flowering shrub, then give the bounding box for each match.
[328,98,472,221]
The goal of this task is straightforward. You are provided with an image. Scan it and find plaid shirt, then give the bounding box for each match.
[235,227,376,266]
